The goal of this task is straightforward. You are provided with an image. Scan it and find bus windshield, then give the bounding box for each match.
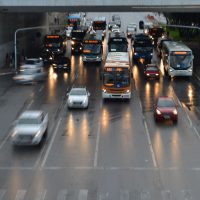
[109,44,127,52]
[103,71,130,88]
[170,53,193,69]
[135,46,152,52]
[83,44,101,54]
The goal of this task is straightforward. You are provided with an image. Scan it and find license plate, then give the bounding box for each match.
[164,115,170,119]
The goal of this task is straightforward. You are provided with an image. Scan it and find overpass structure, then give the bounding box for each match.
[0,0,200,12]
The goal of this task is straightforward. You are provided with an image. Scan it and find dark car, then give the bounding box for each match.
[154,97,178,124]
[41,49,54,64]
[52,56,71,72]
[144,64,160,79]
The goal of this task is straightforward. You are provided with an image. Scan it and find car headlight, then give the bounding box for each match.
[103,89,107,93]
[57,49,60,52]
[71,41,75,45]
[72,47,74,50]
[64,64,68,67]
[46,49,49,52]
[126,90,130,93]
[96,56,99,59]
[34,130,41,138]
[53,64,56,66]
[11,130,17,138]
[156,109,161,115]
[134,52,138,55]
[150,53,153,56]
[146,74,150,76]
[173,109,178,115]
[170,68,173,72]
[49,57,53,60]
[83,98,87,104]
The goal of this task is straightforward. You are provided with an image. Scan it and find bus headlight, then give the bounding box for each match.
[126,90,130,93]
[103,89,107,93]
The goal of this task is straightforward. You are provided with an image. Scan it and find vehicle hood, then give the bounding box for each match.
[14,125,41,135]
[157,107,176,113]
[21,64,38,69]
[68,95,87,102]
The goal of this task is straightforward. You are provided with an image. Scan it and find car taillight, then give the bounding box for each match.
[156,109,161,115]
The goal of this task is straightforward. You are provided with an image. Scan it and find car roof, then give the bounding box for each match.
[19,110,43,119]
[71,87,87,91]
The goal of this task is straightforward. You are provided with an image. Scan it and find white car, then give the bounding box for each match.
[67,87,90,109]
[11,110,48,146]
[20,58,44,70]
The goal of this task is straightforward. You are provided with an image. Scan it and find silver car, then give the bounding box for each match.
[67,87,90,109]
[11,110,48,146]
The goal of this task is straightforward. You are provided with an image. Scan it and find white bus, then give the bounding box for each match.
[102,52,132,100]
[161,41,194,77]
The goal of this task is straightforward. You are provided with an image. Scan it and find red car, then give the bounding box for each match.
[144,64,160,79]
[154,97,178,123]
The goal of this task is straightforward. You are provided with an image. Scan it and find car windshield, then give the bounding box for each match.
[18,117,41,125]
[157,99,175,107]
[70,89,87,95]
[146,66,159,71]
[25,60,37,65]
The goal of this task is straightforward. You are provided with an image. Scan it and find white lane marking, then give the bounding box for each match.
[161,190,172,200]
[140,191,151,200]
[94,120,101,167]
[182,190,193,200]
[144,120,157,168]
[57,190,68,200]
[39,86,44,92]
[120,190,129,200]
[99,192,109,200]
[185,112,192,127]
[139,98,143,109]
[41,118,62,167]
[15,190,26,200]
[94,102,103,167]
[0,131,11,150]
[0,167,33,170]
[193,126,200,140]
[35,190,47,200]
[0,190,6,200]
[78,190,88,200]
[0,72,14,76]
[27,99,34,109]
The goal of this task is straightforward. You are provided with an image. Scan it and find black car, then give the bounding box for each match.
[41,49,54,64]
[52,56,71,72]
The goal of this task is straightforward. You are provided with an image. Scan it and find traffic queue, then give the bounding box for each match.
[11,12,195,147]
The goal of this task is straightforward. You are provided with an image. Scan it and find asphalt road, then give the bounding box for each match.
[0,12,200,200]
